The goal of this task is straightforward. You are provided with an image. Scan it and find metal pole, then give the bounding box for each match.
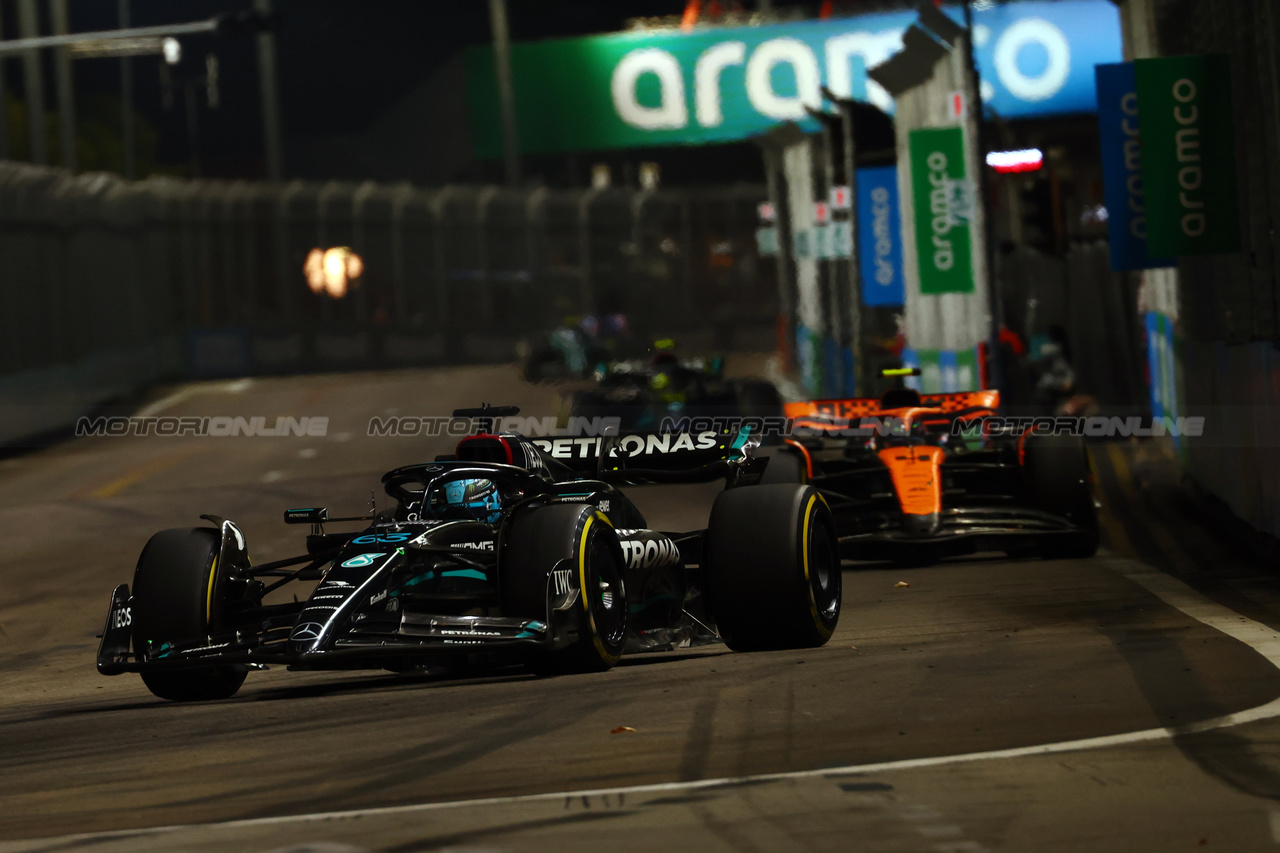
[119,0,135,179]
[488,0,521,185]
[0,7,11,161]
[963,0,1002,389]
[16,0,48,165]
[51,0,75,171]
[816,120,837,396]
[838,100,863,396]
[184,80,201,177]
[254,0,283,181]
[763,143,794,367]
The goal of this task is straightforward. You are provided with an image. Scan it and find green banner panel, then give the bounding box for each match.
[908,127,974,295]
[465,23,868,157]
[1136,54,1240,256]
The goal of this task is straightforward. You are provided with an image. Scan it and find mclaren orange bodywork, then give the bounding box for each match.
[877,445,945,517]
[783,389,1000,422]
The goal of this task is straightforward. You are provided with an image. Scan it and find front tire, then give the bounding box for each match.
[705,485,841,650]
[503,505,628,674]
[1024,435,1099,559]
[131,528,248,701]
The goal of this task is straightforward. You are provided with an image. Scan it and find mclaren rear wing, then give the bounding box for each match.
[783,390,1001,422]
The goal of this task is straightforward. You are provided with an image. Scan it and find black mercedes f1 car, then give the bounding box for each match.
[97,407,840,701]
[563,342,783,432]
[765,379,1099,564]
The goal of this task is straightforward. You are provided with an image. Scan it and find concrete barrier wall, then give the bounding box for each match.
[0,163,774,446]
[1180,339,1280,539]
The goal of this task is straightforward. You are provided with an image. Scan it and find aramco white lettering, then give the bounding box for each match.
[611,19,1073,132]
[1172,77,1204,238]
[1119,91,1148,240]
[870,186,894,285]
[927,151,954,272]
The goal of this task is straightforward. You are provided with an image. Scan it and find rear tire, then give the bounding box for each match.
[733,379,784,418]
[756,447,807,485]
[566,390,606,425]
[1024,435,1099,559]
[524,348,565,383]
[503,505,628,674]
[734,379,785,445]
[131,528,248,701]
[705,485,841,650]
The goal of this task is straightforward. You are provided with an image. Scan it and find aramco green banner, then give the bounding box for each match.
[1136,54,1240,256]
[465,22,868,156]
[464,2,1124,157]
[908,127,974,295]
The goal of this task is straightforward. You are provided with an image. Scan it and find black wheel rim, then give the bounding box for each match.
[807,517,840,624]
[588,533,627,647]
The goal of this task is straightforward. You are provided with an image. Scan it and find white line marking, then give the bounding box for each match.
[133,379,255,418]
[1269,808,1280,843]
[10,554,1280,850]
[134,389,196,419]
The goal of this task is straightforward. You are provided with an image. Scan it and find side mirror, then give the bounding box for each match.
[284,507,328,525]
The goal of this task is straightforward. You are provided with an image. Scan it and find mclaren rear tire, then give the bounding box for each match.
[131,528,248,701]
[1024,434,1100,559]
[504,505,629,675]
[705,484,841,651]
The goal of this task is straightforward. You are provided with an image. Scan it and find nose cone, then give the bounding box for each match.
[902,512,941,538]
[289,621,326,655]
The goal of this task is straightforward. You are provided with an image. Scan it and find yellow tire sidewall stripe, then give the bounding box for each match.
[801,493,834,639]
[205,552,219,628]
[579,512,620,665]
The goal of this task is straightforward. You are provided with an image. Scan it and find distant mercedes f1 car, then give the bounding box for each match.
[563,340,783,432]
[760,374,1099,564]
[97,407,840,701]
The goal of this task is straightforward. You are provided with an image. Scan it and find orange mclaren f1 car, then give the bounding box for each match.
[757,377,1099,564]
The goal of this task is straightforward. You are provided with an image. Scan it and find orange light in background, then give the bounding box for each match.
[304,247,363,298]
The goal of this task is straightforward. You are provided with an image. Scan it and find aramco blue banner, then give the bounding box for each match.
[466,0,1123,156]
[1095,62,1173,270]
[856,166,904,307]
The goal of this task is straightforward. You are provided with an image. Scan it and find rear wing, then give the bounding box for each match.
[783,390,1000,421]
[529,428,755,484]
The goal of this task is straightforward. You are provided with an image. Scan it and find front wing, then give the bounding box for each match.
[96,583,560,675]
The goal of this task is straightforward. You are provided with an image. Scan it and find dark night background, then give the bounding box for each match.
[0,1,895,186]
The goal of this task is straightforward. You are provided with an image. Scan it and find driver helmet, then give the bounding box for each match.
[650,337,679,367]
[443,478,502,524]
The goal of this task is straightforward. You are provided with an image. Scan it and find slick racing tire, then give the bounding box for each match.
[756,446,807,486]
[733,379,784,419]
[523,348,566,383]
[705,484,841,651]
[503,505,628,674]
[565,390,606,426]
[131,528,248,701]
[1024,434,1100,559]
[733,379,785,445]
